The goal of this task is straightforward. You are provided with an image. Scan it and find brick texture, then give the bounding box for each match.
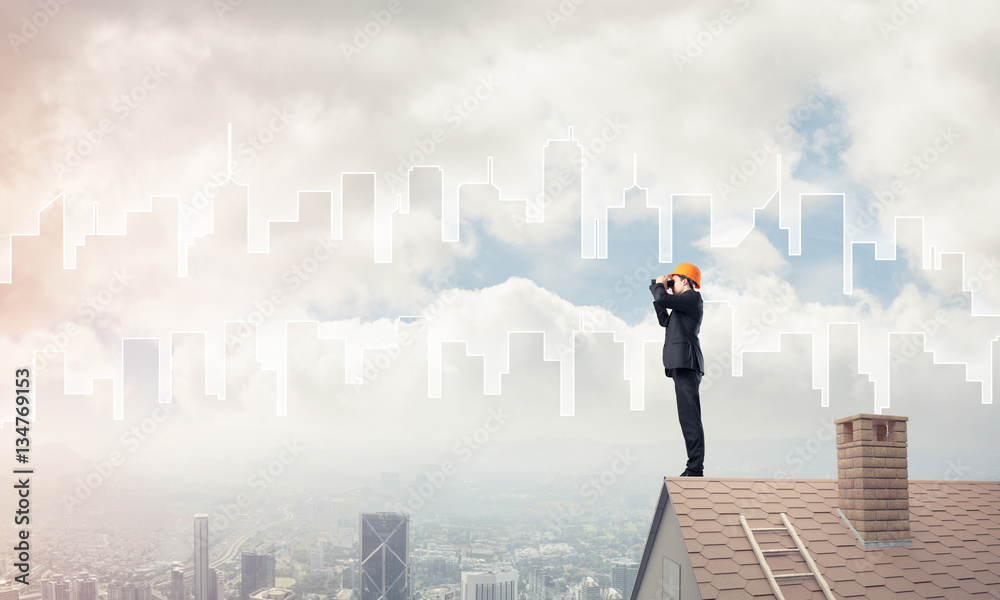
[835,413,909,543]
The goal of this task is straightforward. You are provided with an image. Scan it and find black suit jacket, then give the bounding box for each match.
[650,283,704,376]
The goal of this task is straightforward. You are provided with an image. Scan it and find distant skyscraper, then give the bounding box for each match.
[528,568,554,600]
[310,550,324,571]
[420,587,454,600]
[610,562,638,600]
[42,576,71,600]
[0,584,19,600]
[414,547,459,588]
[74,573,98,600]
[359,513,410,600]
[208,568,225,600]
[194,514,210,600]
[208,569,218,600]
[577,578,599,600]
[107,581,150,600]
[248,590,294,600]
[172,565,185,600]
[241,542,276,600]
[461,570,517,600]
[342,559,357,590]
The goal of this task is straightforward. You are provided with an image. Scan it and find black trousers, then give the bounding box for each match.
[670,368,704,473]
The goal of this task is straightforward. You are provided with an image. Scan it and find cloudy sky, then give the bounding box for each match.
[1,0,999,524]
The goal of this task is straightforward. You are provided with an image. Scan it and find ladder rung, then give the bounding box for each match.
[742,513,837,600]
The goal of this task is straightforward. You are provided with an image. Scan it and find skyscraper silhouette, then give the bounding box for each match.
[610,561,638,600]
[107,582,123,600]
[194,514,210,600]
[107,582,150,600]
[41,576,71,600]
[172,564,185,600]
[0,583,20,600]
[577,577,599,600]
[359,513,410,600]
[461,570,517,600]
[208,568,224,600]
[240,542,276,600]
[74,573,98,600]
[528,568,553,600]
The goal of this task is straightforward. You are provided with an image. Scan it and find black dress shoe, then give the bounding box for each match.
[680,470,704,477]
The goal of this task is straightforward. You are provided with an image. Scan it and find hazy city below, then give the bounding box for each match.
[3,469,652,600]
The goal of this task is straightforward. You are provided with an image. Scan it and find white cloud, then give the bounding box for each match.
[1,0,998,490]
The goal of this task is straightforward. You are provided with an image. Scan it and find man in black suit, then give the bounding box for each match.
[650,263,705,476]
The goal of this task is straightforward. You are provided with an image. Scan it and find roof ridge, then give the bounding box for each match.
[661,476,1000,484]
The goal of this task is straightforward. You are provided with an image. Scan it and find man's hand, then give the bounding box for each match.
[655,275,668,285]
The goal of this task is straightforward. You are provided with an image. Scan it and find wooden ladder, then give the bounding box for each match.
[739,512,836,600]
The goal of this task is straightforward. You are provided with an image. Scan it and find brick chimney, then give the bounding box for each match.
[835,413,910,546]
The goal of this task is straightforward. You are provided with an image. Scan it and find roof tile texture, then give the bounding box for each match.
[664,478,1000,599]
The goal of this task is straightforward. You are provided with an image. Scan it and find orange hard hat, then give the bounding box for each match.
[669,263,701,288]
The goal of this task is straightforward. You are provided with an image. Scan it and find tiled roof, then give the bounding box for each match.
[662,477,1000,599]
